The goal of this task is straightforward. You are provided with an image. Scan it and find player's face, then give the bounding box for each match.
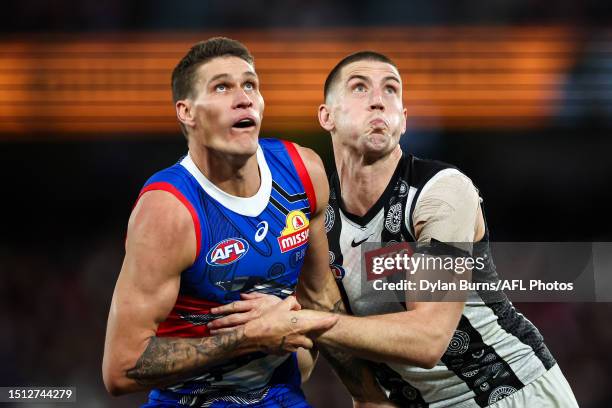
[189,56,264,156]
[328,60,406,157]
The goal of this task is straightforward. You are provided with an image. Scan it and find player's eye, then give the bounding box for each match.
[243,82,255,91]
[214,83,227,92]
[385,85,398,94]
[353,84,367,93]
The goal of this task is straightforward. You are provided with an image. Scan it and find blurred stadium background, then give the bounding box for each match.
[1,1,611,406]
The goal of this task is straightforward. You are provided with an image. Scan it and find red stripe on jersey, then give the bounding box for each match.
[281,140,317,214]
[156,294,223,338]
[136,181,202,260]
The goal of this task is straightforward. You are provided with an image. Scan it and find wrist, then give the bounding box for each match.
[312,322,335,347]
[242,320,265,352]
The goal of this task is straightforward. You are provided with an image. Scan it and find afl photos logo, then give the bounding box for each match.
[206,238,250,266]
[278,210,310,253]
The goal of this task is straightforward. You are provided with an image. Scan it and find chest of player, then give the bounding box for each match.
[181,198,311,304]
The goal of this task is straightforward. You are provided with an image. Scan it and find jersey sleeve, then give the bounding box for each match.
[412,172,480,251]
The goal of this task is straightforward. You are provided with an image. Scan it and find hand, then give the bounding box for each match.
[244,296,339,354]
[208,293,287,334]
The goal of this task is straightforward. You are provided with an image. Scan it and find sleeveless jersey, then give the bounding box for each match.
[137,138,316,407]
[326,152,556,408]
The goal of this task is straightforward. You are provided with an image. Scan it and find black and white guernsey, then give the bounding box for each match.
[325,152,556,408]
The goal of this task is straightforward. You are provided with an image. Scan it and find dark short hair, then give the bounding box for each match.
[323,51,398,101]
[171,37,254,103]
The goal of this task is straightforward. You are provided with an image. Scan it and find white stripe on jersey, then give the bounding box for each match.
[335,204,550,407]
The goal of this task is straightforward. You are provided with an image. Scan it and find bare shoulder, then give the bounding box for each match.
[292,143,329,214]
[293,144,326,183]
[130,190,193,237]
[127,189,197,271]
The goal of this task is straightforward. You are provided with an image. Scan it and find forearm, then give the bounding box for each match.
[296,263,341,313]
[319,344,391,404]
[298,282,339,312]
[121,327,257,393]
[317,310,454,369]
[317,300,391,404]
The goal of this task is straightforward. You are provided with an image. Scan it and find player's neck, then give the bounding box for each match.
[334,144,402,217]
[188,145,261,198]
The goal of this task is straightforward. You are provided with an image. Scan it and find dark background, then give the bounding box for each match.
[1,1,611,407]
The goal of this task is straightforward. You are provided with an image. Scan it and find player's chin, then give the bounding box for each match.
[227,126,260,154]
[363,133,394,152]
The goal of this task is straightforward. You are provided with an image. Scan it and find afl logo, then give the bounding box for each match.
[330,264,345,281]
[206,238,249,266]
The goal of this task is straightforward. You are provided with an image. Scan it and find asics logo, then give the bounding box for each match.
[255,221,269,242]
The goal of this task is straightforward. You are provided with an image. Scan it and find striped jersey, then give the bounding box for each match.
[326,152,556,408]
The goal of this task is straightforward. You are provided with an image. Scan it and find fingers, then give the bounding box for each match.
[211,300,252,315]
[275,335,314,353]
[291,336,314,350]
[241,292,266,299]
[281,295,302,311]
[207,312,252,330]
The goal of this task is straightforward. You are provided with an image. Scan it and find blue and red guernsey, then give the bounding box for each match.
[137,139,316,408]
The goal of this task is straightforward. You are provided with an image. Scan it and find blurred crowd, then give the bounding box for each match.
[2,0,612,407]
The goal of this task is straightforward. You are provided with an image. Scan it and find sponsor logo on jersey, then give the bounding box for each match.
[351,234,372,247]
[331,264,345,280]
[277,210,309,253]
[254,221,269,242]
[206,238,249,266]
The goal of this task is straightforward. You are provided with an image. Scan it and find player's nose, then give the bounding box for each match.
[233,87,253,109]
[368,89,385,111]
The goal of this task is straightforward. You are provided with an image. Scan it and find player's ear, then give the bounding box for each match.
[401,107,408,135]
[318,104,334,132]
[176,99,196,129]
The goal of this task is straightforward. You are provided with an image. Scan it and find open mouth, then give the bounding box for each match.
[232,118,256,129]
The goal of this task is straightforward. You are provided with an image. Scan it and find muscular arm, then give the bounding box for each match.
[314,172,483,369]
[293,145,390,404]
[102,191,259,395]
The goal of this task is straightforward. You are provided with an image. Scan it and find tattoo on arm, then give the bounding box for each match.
[319,300,391,403]
[126,327,246,387]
